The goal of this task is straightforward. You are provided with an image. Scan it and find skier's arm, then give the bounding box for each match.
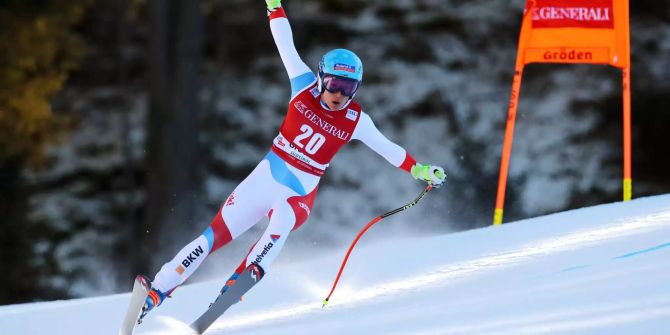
[352,112,417,173]
[267,1,316,97]
[352,112,446,187]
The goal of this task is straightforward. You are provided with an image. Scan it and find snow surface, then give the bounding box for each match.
[1,195,669,335]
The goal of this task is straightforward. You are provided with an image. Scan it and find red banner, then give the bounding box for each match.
[529,0,614,29]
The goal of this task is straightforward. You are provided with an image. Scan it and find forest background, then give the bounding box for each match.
[1,0,668,304]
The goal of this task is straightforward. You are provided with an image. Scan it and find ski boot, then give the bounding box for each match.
[138,279,168,324]
[220,272,239,295]
[210,272,243,307]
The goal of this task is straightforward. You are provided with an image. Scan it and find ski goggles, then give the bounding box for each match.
[322,75,360,97]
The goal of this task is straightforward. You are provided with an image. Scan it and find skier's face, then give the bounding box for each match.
[322,90,349,110]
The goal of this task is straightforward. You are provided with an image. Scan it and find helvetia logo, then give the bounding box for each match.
[270,234,281,242]
[252,242,274,265]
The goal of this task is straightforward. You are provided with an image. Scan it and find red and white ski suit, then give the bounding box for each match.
[151,7,416,293]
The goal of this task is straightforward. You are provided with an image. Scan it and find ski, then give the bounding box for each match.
[118,275,151,335]
[190,264,266,334]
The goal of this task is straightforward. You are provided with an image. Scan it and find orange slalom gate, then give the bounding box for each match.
[494,0,631,225]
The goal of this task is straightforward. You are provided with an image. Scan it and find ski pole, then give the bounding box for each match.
[322,185,433,307]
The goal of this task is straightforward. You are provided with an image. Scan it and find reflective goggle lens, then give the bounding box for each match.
[323,75,360,96]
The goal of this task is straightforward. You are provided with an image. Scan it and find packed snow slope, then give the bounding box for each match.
[2,195,669,335]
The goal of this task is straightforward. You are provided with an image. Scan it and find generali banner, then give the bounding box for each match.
[531,0,614,29]
[518,0,629,68]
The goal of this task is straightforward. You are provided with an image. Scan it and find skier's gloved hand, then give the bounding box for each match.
[411,163,446,188]
[266,0,282,11]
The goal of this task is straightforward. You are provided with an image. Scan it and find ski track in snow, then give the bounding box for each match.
[1,197,669,335]
[142,207,670,334]
[411,298,670,335]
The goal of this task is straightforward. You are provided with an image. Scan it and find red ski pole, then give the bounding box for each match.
[322,185,433,307]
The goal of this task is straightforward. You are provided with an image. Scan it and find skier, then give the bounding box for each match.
[138,0,446,321]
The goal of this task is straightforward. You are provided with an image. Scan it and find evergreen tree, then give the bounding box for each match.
[0,0,86,304]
